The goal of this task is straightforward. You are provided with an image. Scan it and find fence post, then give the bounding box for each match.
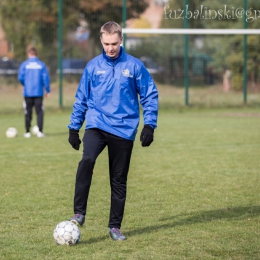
[243,0,247,104]
[184,0,189,106]
[58,0,63,108]
[122,0,127,49]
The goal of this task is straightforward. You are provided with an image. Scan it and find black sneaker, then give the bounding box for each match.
[109,228,126,241]
[69,214,85,226]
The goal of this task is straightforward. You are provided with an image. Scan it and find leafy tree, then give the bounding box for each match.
[201,0,260,89]
[0,0,57,64]
[0,0,148,68]
[160,0,260,88]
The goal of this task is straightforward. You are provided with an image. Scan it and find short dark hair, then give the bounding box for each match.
[26,45,38,56]
[100,21,122,38]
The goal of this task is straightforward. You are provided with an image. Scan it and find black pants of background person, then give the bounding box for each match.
[74,128,134,229]
[23,97,44,133]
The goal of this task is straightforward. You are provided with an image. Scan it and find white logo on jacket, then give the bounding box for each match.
[25,62,42,70]
[97,70,106,74]
[122,69,133,78]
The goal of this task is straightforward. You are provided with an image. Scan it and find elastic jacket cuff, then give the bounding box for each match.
[69,129,79,134]
[144,125,154,131]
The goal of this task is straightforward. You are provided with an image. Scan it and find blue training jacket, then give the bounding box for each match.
[18,57,50,97]
[68,47,158,141]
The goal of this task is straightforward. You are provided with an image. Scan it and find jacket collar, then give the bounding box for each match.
[102,46,124,65]
[28,57,39,61]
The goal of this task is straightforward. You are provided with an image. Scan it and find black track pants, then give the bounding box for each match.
[23,97,44,132]
[73,128,134,229]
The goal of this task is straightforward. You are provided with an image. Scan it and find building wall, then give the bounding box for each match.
[0,24,9,57]
[126,0,164,29]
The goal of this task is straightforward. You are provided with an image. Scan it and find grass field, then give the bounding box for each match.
[0,83,260,259]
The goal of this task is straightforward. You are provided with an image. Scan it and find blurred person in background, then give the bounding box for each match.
[223,69,232,92]
[68,21,158,241]
[18,46,50,138]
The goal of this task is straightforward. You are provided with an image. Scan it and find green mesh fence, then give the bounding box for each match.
[126,34,260,88]
[0,0,260,107]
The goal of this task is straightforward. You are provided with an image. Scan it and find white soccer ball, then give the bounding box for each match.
[53,221,81,246]
[6,127,18,138]
[32,125,39,135]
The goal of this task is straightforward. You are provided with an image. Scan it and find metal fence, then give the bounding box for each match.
[0,0,260,107]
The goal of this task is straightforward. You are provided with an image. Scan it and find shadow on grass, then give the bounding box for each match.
[78,205,260,244]
[125,205,260,237]
[79,235,109,245]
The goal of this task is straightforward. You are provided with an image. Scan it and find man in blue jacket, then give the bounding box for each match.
[68,21,158,241]
[18,46,50,138]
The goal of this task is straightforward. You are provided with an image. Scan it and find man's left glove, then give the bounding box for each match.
[140,125,154,147]
[68,129,81,150]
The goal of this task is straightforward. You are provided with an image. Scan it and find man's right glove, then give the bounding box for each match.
[140,125,154,147]
[68,129,81,150]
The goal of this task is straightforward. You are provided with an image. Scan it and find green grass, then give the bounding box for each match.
[0,84,260,259]
[0,81,260,113]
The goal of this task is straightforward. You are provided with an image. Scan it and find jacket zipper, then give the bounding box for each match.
[112,61,115,77]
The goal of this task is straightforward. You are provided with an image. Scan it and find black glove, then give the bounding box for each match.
[68,129,81,150]
[140,125,154,147]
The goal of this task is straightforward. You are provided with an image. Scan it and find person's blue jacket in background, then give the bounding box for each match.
[18,57,50,97]
[68,47,158,141]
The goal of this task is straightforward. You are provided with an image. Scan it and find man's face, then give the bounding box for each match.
[100,33,123,58]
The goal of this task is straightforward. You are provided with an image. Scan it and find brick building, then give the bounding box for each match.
[0,23,9,57]
[126,0,164,29]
